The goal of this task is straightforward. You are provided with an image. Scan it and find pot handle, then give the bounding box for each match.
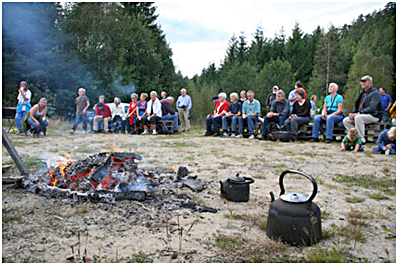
[279,170,318,202]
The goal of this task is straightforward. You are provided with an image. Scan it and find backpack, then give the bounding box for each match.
[156,123,169,134]
[269,131,295,142]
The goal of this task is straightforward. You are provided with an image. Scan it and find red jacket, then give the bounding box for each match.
[212,100,230,117]
[96,103,112,118]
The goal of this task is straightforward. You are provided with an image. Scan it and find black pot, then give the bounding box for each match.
[220,174,255,202]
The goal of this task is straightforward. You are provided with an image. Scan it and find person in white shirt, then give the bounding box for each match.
[15,81,32,134]
[110,97,126,133]
[142,91,162,135]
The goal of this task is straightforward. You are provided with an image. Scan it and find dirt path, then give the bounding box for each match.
[2,121,396,262]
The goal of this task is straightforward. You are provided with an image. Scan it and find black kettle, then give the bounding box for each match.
[220,174,255,202]
[266,170,321,246]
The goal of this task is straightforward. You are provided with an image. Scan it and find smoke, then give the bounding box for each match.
[110,76,136,100]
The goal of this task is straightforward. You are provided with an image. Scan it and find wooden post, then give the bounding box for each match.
[2,128,28,175]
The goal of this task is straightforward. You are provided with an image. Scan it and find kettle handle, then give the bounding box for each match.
[279,170,318,202]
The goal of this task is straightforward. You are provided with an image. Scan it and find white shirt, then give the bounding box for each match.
[146,98,162,117]
[110,104,125,118]
[17,90,32,112]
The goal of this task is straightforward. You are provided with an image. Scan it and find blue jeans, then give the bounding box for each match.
[261,115,288,135]
[206,116,222,133]
[15,111,27,131]
[284,116,310,135]
[373,146,396,154]
[161,114,179,131]
[27,118,49,128]
[312,114,344,140]
[72,114,87,132]
[222,116,243,134]
[343,143,364,152]
[245,116,259,134]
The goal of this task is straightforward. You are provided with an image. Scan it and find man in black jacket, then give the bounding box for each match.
[343,75,382,143]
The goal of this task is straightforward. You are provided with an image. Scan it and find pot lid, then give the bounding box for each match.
[280,192,308,203]
[228,174,246,183]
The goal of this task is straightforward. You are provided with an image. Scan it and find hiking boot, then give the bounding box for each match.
[235,134,243,138]
[249,134,255,139]
[69,130,75,135]
[230,133,236,137]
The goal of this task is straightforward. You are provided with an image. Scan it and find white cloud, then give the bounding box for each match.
[155,1,388,77]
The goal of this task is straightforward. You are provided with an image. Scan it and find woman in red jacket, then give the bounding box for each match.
[205,92,230,136]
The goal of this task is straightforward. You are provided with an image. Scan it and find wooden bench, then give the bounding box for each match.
[159,120,175,134]
[2,107,17,133]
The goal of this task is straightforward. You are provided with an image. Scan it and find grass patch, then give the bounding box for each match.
[345,196,365,203]
[333,223,367,244]
[347,208,368,226]
[225,210,267,231]
[333,173,395,195]
[305,247,350,263]
[367,192,390,201]
[23,156,45,170]
[161,141,198,148]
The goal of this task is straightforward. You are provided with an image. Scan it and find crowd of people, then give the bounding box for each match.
[12,75,396,154]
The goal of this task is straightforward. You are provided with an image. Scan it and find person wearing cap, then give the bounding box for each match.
[221,92,243,138]
[260,90,289,140]
[284,89,311,140]
[242,90,261,139]
[205,92,229,136]
[343,75,382,143]
[176,88,192,132]
[93,95,112,133]
[266,85,279,109]
[379,87,392,122]
[310,83,344,143]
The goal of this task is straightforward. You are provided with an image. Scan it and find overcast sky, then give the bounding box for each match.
[155,1,387,78]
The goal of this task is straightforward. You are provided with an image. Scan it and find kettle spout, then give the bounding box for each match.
[270,191,275,202]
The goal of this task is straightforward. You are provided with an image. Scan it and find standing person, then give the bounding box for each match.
[205,92,229,136]
[390,102,396,125]
[242,90,261,139]
[110,97,126,133]
[266,86,279,109]
[176,88,192,132]
[310,95,317,119]
[15,81,32,134]
[239,90,247,104]
[135,93,148,134]
[70,88,90,135]
[379,87,392,122]
[161,91,167,100]
[126,93,139,134]
[260,90,289,140]
[284,89,311,140]
[142,91,162,135]
[93,95,112,133]
[221,92,243,138]
[311,83,344,143]
[26,97,49,135]
[160,96,179,133]
[343,75,382,144]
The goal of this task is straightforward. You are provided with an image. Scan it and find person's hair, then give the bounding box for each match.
[240,90,246,95]
[230,92,239,100]
[114,97,121,104]
[295,81,304,88]
[218,92,227,99]
[78,88,86,95]
[329,83,339,90]
[272,85,279,90]
[140,93,148,99]
[166,96,174,101]
[181,88,187,93]
[39,97,47,103]
[310,95,317,101]
[276,90,285,98]
[150,91,158,97]
[387,127,396,139]
[295,89,305,98]
[348,128,359,139]
[20,81,28,90]
[99,95,105,100]
[247,90,254,96]
[131,93,138,99]
[379,87,386,92]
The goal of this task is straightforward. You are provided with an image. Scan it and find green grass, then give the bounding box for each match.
[305,247,349,263]
[23,156,45,170]
[333,173,395,195]
[367,192,390,201]
[161,141,198,148]
[345,196,365,203]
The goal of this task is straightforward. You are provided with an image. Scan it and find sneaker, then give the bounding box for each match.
[235,134,243,138]
[69,130,75,135]
[16,131,24,135]
[142,130,149,135]
[26,130,33,136]
[230,133,236,137]
[324,139,332,143]
[310,138,319,142]
[153,130,158,135]
[223,132,229,137]
[249,134,255,139]
[39,131,45,136]
[82,130,88,135]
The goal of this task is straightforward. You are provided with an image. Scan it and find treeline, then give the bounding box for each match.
[187,2,396,124]
[2,2,187,116]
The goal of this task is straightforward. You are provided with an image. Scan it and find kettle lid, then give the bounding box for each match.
[280,192,308,203]
[228,174,246,183]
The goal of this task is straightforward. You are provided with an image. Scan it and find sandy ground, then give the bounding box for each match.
[2,120,396,262]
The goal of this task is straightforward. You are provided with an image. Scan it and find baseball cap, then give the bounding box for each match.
[360,75,373,82]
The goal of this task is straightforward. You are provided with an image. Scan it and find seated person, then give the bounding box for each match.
[205,92,229,136]
[221,92,243,138]
[242,90,261,139]
[372,127,396,155]
[110,97,126,133]
[160,96,179,133]
[142,91,162,135]
[126,93,138,134]
[311,83,344,143]
[26,97,49,135]
[135,93,148,134]
[93,95,112,133]
[341,128,364,153]
[261,90,289,140]
[284,89,310,140]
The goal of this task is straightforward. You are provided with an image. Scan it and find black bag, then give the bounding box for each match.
[266,122,279,135]
[31,125,46,136]
[269,131,295,142]
[156,123,169,134]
